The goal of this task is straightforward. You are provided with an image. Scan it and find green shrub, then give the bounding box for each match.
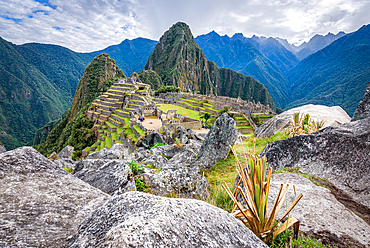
[150,143,165,149]
[135,178,149,192]
[126,161,144,175]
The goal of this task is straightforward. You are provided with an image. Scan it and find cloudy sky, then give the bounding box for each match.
[1,0,369,52]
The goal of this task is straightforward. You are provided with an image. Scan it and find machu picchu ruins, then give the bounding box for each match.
[83,76,276,156]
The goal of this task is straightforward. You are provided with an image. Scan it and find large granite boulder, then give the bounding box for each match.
[86,143,129,160]
[268,173,370,247]
[137,130,166,148]
[0,147,109,247]
[352,81,370,121]
[67,192,268,248]
[255,104,351,138]
[141,166,209,199]
[74,160,136,196]
[260,117,370,208]
[56,145,74,160]
[194,113,239,169]
[0,143,6,154]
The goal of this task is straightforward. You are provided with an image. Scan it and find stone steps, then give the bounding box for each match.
[111,113,128,124]
[107,89,127,96]
[113,109,131,118]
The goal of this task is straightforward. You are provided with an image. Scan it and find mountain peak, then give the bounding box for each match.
[69,53,125,120]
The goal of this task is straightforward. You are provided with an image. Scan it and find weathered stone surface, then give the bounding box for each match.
[86,143,128,160]
[141,166,210,199]
[268,173,370,246]
[0,143,6,154]
[255,104,351,138]
[54,159,78,170]
[74,160,136,196]
[74,159,116,173]
[68,192,268,248]
[168,149,196,166]
[194,113,238,169]
[0,147,109,248]
[134,148,170,169]
[137,130,165,148]
[260,117,370,208]
[352,81,370,121]
[56,145,74,160]
[172,125,189,144]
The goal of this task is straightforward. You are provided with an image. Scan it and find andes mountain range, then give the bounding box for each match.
[1,22,369,150]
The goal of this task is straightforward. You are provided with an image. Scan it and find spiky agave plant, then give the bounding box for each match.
[222,141,303,243]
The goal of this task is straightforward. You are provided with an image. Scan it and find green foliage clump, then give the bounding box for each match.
[63,167,73,173]
[150,143,165,149]
[268,230,336,248]
[135,178,149,192]
[137,70,164,90]
[126,161,144,175]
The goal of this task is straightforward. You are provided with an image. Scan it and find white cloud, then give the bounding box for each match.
[0,0,369,52]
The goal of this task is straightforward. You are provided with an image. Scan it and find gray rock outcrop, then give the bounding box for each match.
[86,143,129,160]
[134,148,170,169]
[255,104,351,138]
[194,113,239,169]
[137,130,166,148]
[352,81,370,121]
[0,147,109,247]
[141,166,209,199]
[260,117,370,208]
[67,191,268,248]
[0,143,6,154]
[268,173,370,246]
[56,145,74,160]
[74,160,136,196]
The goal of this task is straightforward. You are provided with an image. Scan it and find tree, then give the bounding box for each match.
[204,112,211,124]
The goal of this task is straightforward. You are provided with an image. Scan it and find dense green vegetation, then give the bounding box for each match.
[286,24,370,116]
[0,37,78,149]
[0,36,156,150]
[35,54,125,158]
[135,70,164,90]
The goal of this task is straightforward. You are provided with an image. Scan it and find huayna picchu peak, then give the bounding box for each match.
[143,22,277,111]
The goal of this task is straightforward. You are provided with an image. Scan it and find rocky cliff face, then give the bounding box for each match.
[69,53,125,120]
[352,81,370,121]
[144,22,277,111]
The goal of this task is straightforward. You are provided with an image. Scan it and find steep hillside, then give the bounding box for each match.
[69,54,125,119]
[35,54,125,157]
[195,32,289,108]
[144,22,276,111]
[0,37,75,149]
[90,38,157,76]
[230,34,299,74]
[286,24,370,115]
[144,22,215,94]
